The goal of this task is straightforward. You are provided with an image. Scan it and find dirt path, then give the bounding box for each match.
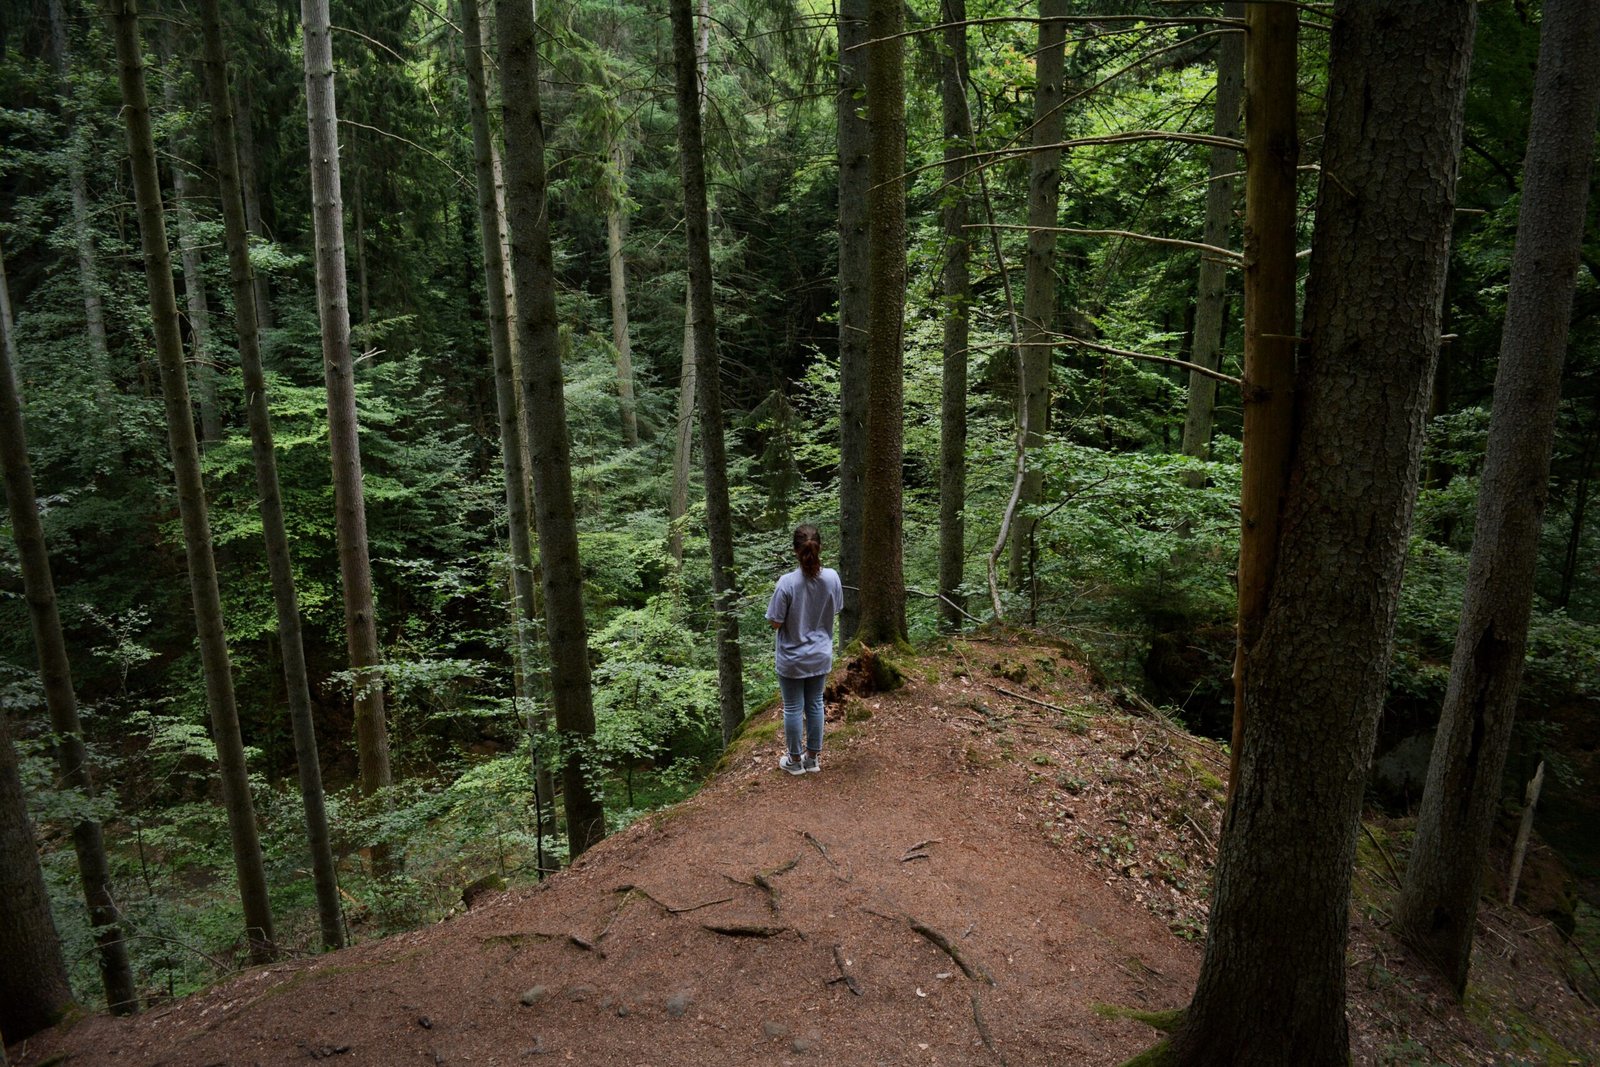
[13,637,1596,1066]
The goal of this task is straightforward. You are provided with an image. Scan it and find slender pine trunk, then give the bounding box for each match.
[235,76,274,338]
[607,144,639,448]
[49,0,113,399]
[198,0,343,950]
[1180,4,1244,486]
[498,0,607,858]
[302,0,393,840]
[837,0,870,642]
[1010,0,1068,599]
[937,0,971,633]
[461,0,556,832]
[671,0,745,745]
[1558,411,1596,609]
[1397,0,1600,997]
[107,0,276,961]
[1227,0,1298,799]
[669,301,696,565]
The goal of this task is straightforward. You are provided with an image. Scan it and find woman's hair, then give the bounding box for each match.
[793,524,822,579]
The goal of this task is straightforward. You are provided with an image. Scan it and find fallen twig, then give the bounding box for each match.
[989,683,1087,721]
[615,883,734,915]
[702,921,787,938]
[803,830,852,882]
[831,944,863,996]
[971,992,1007,1064]
[1181,811,1215,855]
[1360,823,1403,889]
[568,934,597,953]
[909,918,994,985]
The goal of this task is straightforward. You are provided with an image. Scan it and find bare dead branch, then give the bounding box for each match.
[1057,335,1243,387]
[972,222,1241,262]
[844,13,1246,53]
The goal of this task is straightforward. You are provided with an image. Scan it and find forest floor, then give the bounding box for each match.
[12,634,1598,1067]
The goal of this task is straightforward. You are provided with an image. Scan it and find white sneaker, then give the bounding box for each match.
[803,754,820,773]
[779,753,806,776]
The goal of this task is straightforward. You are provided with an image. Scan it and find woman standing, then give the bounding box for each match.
[766,524,844,774]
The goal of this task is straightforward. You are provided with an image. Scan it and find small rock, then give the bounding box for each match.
[791,1037,814,1054]
[417,1016,433,1029]
[665,992,692,1018]
[761,1021,789,1038]
[565,983,597,1002]
[615,1004,630,1017]
[520,986,547,1006]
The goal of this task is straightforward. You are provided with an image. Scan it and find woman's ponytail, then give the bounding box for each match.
[793,524,821,579]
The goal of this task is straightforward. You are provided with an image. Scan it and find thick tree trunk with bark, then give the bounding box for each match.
[937,0,971,632]
[49,0,113,397]
[1166,4,1475,1064]
[1398,0,1600,998]
[607,144,639,448]
[198,0,343,950]
[1227,0,1298,798]
[1180,4,1243,485]
[461,0,555,822]
[498,0,608,857]
[0,711,73,1041]
[855,0,907,646]
[1010,0,1068,595]
[671,0,746,745]
[837,0,870,642]
[302,0,393,826]
[0,241,137,1009]
[108,0,276,962]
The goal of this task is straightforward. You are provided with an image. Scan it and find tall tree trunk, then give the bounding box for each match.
[855,0,907,646]
[498,0,607,858]
[1165,4,1475,1063]
[1180,4,1244,486]
[937,0,971,633]
[235,76,274,338]
[1397,0,1600,998]
[1226,0,1298,800]
[668,2,711,566]
[671,0,746,745]
[669,302,696,564]
[0,711,74,1041]
[49,0,113,399]
[107,0,277,963]
[836,0,869,642]
[161,24,220,447]
[0,240,138,1010]
[302,0,393,834]
[1009,0,1068,598]
[198,0,343,950]
[461,0,555,830]
[607,144,639,448]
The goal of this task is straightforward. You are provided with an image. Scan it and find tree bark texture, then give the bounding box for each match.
[1010,0,1068,595]
[461,0,555,817]
[1397,0,1600,998]
[108,0,277,962]
[0,711,73,1041]
[855,0,907,646]
[937,0,971,632]
[498,0,608,857]
[302,0,393,819]
[1179,4,1243,485]
[836,0,869,642]
[0,241,138,1009]
[49,0,113,396]
[1227,0,1297,798]
[607,144,639,448]
[236,76,274,338]
[199,0,343,951]
[1168,3,1475,1064]
[671,0,746,745]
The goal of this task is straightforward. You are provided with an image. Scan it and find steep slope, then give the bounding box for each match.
[11,636,1597,1065]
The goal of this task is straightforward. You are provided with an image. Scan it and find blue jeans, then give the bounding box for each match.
[778,673,826,759]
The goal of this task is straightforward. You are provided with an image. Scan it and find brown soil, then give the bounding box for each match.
[11,636,1597,1066]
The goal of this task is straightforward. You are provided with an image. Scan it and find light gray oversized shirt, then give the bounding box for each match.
[765,567,844,679]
